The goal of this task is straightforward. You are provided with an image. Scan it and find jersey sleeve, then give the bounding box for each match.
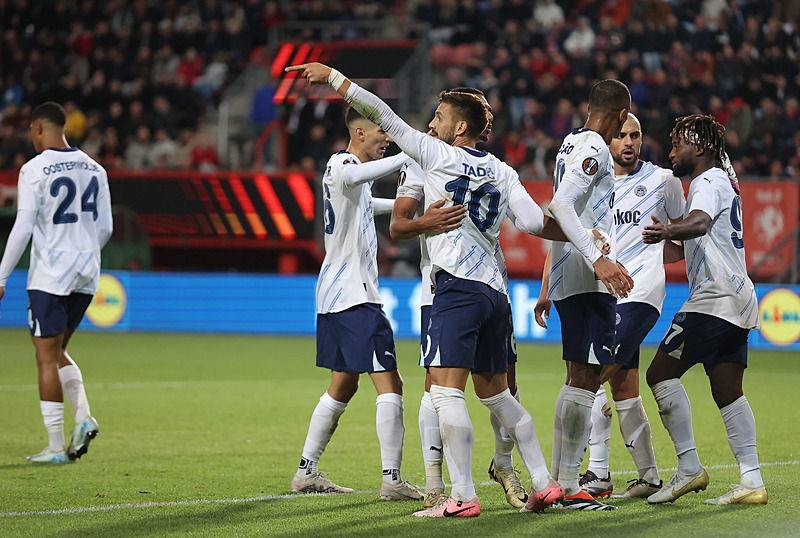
[344,82,439,170]
[507,174,544,235]
[396,159,424,201]
[663,171,686,221]
[687,176,721,220]
[16,164,40,213]
[342,152,407,189]
[558,136,606,195]
[96,170,114,246]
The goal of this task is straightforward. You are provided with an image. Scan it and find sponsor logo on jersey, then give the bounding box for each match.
[582,157,599,175]
[758,288,800,346]
[397,170,406,186]
[85,273,127,329]
[614,209,642,226]
[635,185,647,197]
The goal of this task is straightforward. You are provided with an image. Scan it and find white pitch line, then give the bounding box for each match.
[2,460,797,518]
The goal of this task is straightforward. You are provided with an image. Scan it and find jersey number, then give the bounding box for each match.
[51,176,99,224]
[663,323,684,346]
[322,183,335,234]
[730,195,744,249]
[445,175,500,232]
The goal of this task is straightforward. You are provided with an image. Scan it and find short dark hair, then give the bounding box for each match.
[31,102,67,127]
[438,90,488,140]
[447,86,492,113]
[588,80,631,114]
[344,105,368,130]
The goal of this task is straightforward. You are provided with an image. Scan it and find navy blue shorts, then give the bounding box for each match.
[316,303,397,373]
[27,290,93,338]
[658,311,749,375]
[419,304,432,367]
[423,272,509,374]
[507,310,518,365]
[554,292,616,366]
[615,302,660,370]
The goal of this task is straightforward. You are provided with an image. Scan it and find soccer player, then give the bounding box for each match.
[0,101,111,463]
[537,113,686,499]
[390,88,529,510]
[290,106,422,502]
[546,80,633,511]
[643,114,767,506]
[288,61,591,518]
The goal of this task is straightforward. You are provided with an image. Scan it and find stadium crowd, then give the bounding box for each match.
[0,1,798,179]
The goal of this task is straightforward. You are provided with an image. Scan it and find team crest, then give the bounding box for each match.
[397,170,406,186]
[635,185,647,197]
[582,157,599,175]
[616,313,622,325]
[675,312,686,322]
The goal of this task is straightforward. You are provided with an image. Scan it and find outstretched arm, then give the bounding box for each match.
[286,63,430,165]
[343,153,408,189]
[643,211,711,244]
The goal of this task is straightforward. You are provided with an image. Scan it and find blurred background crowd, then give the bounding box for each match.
[0,0,798,180]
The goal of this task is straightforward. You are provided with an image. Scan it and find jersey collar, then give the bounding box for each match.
[459,146,486,157]
[47,147,79,152]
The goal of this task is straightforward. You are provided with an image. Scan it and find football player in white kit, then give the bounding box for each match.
[288,62,569,517]
[0,102,112,463]
[290,107,422,501]
[390,88,533,511]
[643,114,767,506]
[546,80,633,511]
[538,114,686,499]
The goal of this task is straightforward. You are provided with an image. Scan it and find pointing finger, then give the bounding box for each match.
[284,64,308,73]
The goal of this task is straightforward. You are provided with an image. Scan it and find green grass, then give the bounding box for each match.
[0,328,797,536]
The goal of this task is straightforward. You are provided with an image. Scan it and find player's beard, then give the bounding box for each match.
[438,125,457,146]
[672,158,692,178]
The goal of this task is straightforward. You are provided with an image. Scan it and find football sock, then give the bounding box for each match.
[58,354,91,423]
[430,384,476,501]
[375,392,405,476]
[490,412,514,470]
[551,384,567,480]
[587,386,611,478]
[480,388,551,491]
[299,391,348,473]
[720,395,764,489]
[652,379,702,476]
[418,392,445,492]
[40,400,65,452]
[616,395,660,484]
[494,385,520,447]
[558,386,595,496]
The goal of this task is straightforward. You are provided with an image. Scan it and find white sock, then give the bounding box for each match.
[40,400,65,452]
[430,385,475,501]
[587,386,611,478]
[558,386,595,496]
[652,379,702,476]
[298,392,348,475]
[480,389,551,491]
[419,392,445,492]
[491,385,518,469]
[551,384,567,479]
[58,355,91,423]
[376,392,404,483]
[720,396,764,489]
[616,395,660,484]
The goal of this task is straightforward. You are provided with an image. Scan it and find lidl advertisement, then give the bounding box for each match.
[0,271,798,351]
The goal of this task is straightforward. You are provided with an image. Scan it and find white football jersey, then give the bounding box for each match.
[17,148,112,295]
[548,128,616,301]
[615,161,685,311]
[396,157,434,306]
[316,151,383,314]
[679,167,759,329]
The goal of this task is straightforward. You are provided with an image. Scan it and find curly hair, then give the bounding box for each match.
[671,114,739,193]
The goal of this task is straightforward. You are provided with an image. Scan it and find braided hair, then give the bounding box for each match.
[670,114,739,194]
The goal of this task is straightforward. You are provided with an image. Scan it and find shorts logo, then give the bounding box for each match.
[675,312,686,322]
[582,157,599,175]
[635,185,647,197]
[616,313,622,325]
[397,170,406,186]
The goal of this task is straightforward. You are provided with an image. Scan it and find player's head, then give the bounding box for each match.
[446,87,493,142]
[345,105,391,162]
[610,113,642,169]
[669,114,727,180]
[588,79,631,132]
[30,102,67,153]
[428,90,488,145]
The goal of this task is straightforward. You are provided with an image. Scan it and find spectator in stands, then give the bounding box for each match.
[150,128,179,169]
[189,132,220,171]
[193,52,228,103]
[124,125,153,170]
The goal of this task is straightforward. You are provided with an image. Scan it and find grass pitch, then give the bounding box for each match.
[0,328,797,536]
